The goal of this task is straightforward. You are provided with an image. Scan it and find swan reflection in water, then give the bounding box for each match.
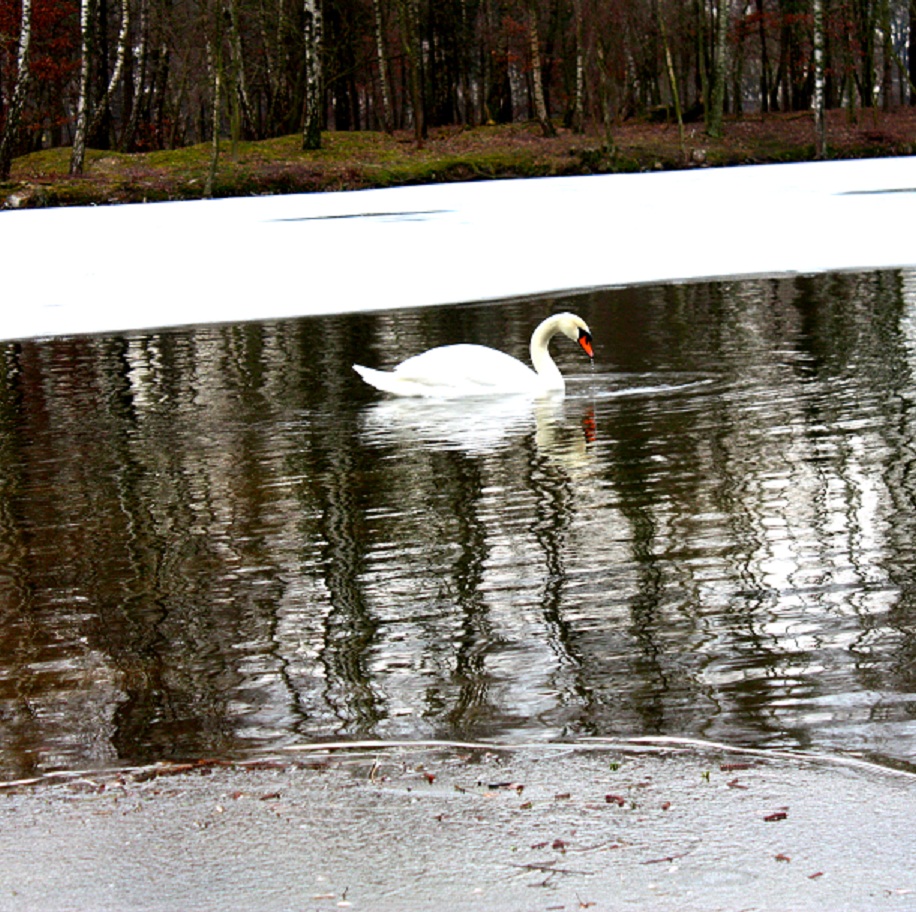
[353,312,597,461]
[358,392,597,462]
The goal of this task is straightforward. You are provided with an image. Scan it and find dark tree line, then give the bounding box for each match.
[2,0,916,177]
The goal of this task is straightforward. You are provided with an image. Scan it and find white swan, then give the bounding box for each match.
[353,312,594,398]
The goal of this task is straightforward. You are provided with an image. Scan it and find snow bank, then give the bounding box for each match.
[2,157,915,342]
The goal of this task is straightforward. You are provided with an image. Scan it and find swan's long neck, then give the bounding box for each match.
[529,316,565,391]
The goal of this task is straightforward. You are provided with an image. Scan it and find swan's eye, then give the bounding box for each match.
[577,328,594,359]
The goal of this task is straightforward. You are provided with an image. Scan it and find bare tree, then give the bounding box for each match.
[398,0,424,147]
[119,0,151,152]
[756,0,771,111]
[525,0,556,136]
[86,0,131,144]
[302,0,323,149]
[707,0,730,136]
[910,0,916,104]
[0,0,32,180]
[571,0,586,133]
[659,6,687,160]
[372,0,394,132]
[226,0,256,145]
[205,6,223,198]
[70,0,94,174]
[813,0,827,156]
[594,37,617,156]
[5,0,916,166]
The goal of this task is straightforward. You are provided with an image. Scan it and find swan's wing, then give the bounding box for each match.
[355,345,540,398]
[393,345,538,390]
[355,362,488,397]
[353,364,427,397]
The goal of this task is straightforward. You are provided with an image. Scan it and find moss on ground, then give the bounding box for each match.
[2,110,915,209]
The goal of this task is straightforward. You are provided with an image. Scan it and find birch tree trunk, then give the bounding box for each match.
[256,0,284,134]
[372,0,394,132]
[301,0,322,148]
[301,0,322,150]
[119,0,149,151]
[205,35,222,198]
[226,0,256,142]
[70,0,94,174]
[0,0,32,180]
[86,0,130,143]
[706,0,729,137]
[812,0,827,157]
[571,0,585,134]
[880,0,892,109]
[525,0,555,137]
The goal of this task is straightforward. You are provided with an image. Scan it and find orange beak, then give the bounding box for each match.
[578,329,594,359]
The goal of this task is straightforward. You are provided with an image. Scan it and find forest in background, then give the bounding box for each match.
[2,0,916,183]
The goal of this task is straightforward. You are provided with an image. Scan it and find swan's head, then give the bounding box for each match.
[556,313,594,360]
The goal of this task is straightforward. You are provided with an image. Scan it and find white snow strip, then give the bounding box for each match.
[2,157,915,341]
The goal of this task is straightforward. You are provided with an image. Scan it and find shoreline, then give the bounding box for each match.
[4,110,916,211]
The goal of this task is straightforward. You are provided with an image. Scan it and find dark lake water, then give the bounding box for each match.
[2,269,916,779]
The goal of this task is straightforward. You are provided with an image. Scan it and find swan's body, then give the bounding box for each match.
[354,312,594,398]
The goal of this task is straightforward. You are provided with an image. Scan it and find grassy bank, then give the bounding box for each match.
[3,108,915,209]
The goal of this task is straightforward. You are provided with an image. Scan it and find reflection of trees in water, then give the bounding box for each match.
[3,275,916,778]
[439,453,492,737]
[875,270,916,700]
[579,272,916,753]
[308,416,382,735]
[0,343,43,777]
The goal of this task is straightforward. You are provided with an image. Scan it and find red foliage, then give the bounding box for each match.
[1,0,78,141]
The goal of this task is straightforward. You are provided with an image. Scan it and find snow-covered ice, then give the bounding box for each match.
[2,156,915,342]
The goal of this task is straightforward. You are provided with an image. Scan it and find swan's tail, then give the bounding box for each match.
[353,363,385,390]
[353,363,421,397]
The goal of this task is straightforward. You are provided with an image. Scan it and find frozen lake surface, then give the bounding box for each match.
[3,157,916,341]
